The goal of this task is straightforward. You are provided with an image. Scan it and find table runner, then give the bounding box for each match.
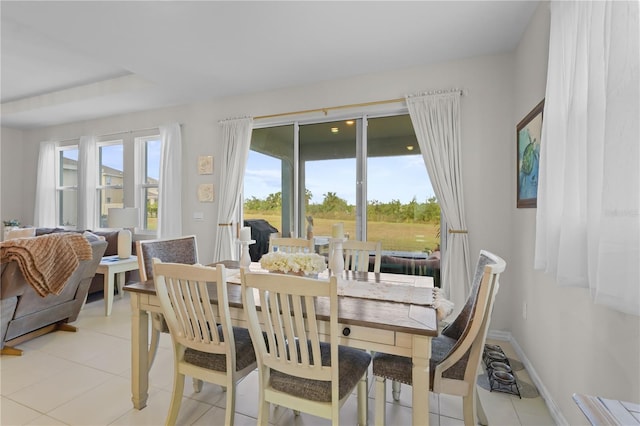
[337,278,434,306]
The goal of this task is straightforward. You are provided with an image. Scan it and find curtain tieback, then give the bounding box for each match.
[448,229,468,234]
[218,223,233,227]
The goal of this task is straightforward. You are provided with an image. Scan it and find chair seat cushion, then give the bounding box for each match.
[184,326,257,372]
[372,334,461,388]
[269,342,371,402]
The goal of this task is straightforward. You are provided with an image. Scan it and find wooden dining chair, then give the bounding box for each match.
[342,239,382,273]
[136,236,198,373]
[269,236,314,253]
[240,269,371,425]
[153,260,257,426]
[372,250,506,426]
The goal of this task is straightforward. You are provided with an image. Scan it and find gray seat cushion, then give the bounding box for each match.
[184,326,257,372]
[269,341,371,402]
[372,334,462,389]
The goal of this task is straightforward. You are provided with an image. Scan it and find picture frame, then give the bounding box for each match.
[197,183,214,202]
[197,155,213,175]
[516,99,544,208]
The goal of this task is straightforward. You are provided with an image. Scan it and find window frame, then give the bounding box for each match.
[55,143,80,228]
[96,139,125,228]
[134,134,161,235]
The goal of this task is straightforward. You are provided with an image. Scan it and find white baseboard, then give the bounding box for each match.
[486,329,569,426]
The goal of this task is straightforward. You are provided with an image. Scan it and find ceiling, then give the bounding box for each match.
[1,1,539,130]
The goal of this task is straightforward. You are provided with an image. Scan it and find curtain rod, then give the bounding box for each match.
[254,98,405,120]
[53,125,168,145]
[254,89,464,120]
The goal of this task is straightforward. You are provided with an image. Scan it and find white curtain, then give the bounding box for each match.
[535,1,639,315]
[78,135,97,230]
[407,91,471,313]
[157,123,183,239]
[212,117,253,262]
[33,141,57,227]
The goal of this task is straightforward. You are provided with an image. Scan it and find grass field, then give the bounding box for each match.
[245,213,439,253]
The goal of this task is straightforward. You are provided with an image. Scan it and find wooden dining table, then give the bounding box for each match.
[123,263,438,426]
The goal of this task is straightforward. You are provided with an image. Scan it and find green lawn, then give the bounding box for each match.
[245,213,439,253]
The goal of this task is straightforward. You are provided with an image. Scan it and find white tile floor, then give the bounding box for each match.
[1,293,556,425]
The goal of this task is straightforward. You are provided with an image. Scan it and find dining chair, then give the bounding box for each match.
[372,250,506,426]
[136,236,198,373]
[240,269,371,425]
[152,260,257,426]
[342,239,382,273]
[269,236,314,253]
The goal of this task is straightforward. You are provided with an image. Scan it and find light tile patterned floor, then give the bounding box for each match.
[1,293,556,425]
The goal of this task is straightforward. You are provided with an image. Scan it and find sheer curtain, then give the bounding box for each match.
[157,123,183,239]
[407,91,471,313]
[33,141,57,227]
[78,135,97,230]
[212,117,253,262]
[535,0,639,315]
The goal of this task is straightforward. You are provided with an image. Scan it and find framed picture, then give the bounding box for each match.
[198,155,213,175]
[517,99,544,208]
[197,183,214,202]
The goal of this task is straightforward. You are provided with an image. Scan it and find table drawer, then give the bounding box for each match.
[317,322,395,346]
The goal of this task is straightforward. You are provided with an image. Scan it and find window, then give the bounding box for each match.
[244,114,440,259]
[97,140,124,228]
[56,145,79,227]
[53,131,161,233]
[137,136,161,232]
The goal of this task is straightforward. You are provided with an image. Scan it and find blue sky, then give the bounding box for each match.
[244,151,435,205]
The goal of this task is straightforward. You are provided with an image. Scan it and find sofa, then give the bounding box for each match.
[0,232,107,354]
[35,228,135,296]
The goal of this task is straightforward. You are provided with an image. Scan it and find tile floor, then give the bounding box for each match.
[1,293,556,425]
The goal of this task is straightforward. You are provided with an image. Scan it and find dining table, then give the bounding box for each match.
[123,262,438,426]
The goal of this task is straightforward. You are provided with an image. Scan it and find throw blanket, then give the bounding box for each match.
[0,233,92,297]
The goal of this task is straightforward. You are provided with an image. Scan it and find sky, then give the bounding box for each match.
[244,151,435,205]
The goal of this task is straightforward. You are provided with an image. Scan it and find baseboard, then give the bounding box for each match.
[486,329,569,426]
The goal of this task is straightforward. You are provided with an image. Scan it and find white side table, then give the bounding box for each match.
[96,255,139,316]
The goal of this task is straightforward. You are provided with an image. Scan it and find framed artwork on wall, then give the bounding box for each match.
[517,99,544,208]
[198,155,213,175]
[198,183,214,202]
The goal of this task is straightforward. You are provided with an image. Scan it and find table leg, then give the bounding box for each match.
[130,295,149,409]
[116,272,125,298]
[412,335,432,426]
[104,273,115,316]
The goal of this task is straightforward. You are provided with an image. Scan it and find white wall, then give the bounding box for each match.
[512,3,640,425]
[0,127,25,231]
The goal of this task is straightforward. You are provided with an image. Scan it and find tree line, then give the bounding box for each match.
[244,191,440,224]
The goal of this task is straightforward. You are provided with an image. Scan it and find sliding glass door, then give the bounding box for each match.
[243,114,440,256]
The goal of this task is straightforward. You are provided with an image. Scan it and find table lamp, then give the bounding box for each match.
[108,207,139,259]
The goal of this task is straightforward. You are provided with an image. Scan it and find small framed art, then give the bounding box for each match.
[517,99,544,208]
[198,155,213,175]
[197,183,214,202]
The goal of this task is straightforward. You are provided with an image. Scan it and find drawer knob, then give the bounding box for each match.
[342,327,351,336]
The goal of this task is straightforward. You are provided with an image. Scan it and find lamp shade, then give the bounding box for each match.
[108,208,138,259]
[107,208,139,228]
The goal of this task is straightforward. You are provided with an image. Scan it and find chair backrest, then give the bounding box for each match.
[269,237,314,254]
[342,240,382,273]
[136,235,198,282]
[240,269,340,400]
[433,250,506,390]
[152,260,235,361]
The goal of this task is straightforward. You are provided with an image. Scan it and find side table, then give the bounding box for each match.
[96,255,139,316]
